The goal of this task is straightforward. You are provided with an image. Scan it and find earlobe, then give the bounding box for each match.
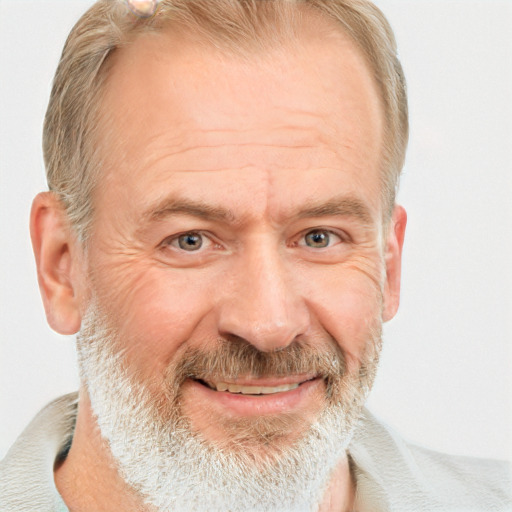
[30,192,84,334]
[382,205,407,322]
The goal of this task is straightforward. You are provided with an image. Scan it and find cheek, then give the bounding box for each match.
[92,263,216,376]
[303,266,383,365]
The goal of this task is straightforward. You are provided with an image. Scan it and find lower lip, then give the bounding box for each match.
[187,378,324,416]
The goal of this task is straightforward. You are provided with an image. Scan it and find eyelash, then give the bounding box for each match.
[159,227,349,254]
[160,231,217,253]
[300,229,345,247]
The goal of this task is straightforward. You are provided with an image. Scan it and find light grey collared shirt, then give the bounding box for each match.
[1,393,511,511]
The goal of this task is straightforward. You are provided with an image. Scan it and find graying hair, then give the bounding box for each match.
[43,0,408,242]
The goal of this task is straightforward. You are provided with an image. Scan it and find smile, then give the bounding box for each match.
[193,374,320,396]
[204,381,301,395]
[185,375,324,416]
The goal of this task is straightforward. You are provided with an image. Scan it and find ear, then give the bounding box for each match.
[30,192,84,334]
[382,205,407,322]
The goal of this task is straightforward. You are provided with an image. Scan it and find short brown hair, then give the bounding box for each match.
[43,0,408,241]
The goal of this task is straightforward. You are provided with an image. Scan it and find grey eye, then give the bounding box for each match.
[304,230,330,248]
[177,232,203,251]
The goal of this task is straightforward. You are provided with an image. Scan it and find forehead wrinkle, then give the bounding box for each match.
[148,142,320,158]
[124,131,332,183]
[137,123,330,155]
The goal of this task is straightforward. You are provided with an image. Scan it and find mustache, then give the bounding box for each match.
[166,335,348,399]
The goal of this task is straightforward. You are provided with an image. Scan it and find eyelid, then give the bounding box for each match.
[160,230,215,252]
[296,227,349,247]
[158,227,349,252]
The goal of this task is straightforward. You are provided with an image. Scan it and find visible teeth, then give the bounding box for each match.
[214,382,300,394]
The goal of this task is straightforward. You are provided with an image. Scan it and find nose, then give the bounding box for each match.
[217,244,310,352]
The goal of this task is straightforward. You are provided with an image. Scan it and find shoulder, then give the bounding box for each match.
[0,393,77,512]
[407,442,511,505]
[349,408,512,512]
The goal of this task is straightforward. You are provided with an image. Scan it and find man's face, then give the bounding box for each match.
[76,21,396,509]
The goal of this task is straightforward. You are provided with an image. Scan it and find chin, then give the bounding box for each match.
[178,381,327,465]
[76,299,381,512]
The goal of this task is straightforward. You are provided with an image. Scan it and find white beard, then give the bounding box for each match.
[76,300,381,512]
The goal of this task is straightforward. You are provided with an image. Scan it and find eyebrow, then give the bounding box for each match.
[297,196,373,225]
[143,197,236,224]
[141,194,373,226]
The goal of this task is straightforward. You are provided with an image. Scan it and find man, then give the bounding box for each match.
[0,0,510,510]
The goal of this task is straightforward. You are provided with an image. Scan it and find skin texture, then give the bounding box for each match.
[31,20,406,512]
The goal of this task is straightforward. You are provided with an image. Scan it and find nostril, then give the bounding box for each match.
[216,280,310,353]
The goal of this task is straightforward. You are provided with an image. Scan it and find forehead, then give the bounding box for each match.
[93,18,384,224]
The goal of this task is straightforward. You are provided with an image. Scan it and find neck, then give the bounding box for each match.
[55,389,355,512]
[318,456,356,512]
[54,388,153,512]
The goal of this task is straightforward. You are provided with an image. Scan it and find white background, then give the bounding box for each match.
[1,1,511,462]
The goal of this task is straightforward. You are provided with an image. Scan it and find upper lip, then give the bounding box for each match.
[202,374,319,388]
